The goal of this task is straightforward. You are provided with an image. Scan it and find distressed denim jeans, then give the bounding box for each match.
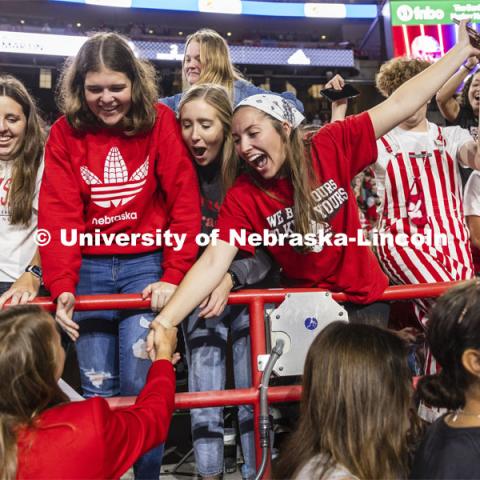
[183,305,255,479]
[74,251,164,480]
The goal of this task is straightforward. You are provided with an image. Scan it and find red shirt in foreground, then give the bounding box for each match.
[16,360,175,480]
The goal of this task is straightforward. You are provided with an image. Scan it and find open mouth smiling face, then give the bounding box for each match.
[0,96,26,161]
[232,107,289,180]
[180,98,224,167]
[84,66,132,128]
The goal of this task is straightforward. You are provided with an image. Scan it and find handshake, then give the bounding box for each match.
[146,321,180,364]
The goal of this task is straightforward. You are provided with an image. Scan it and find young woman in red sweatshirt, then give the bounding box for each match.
[148,22,480,332]
[38,32,201,478]
[0,304,177,480]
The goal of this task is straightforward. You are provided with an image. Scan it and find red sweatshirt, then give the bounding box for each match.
[217,113,388,304]
[16,360,175,480]
[39,104,201,299]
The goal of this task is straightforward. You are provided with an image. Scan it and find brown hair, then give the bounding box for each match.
[417,280,480,410]
[274,322,418,479]
[376,57,432,97]
[225,108,321,244]
[0,305,68,480]
[0,75,45,225]
[58,32,158,135]
[182,29,242,99]
[178,83,234,199]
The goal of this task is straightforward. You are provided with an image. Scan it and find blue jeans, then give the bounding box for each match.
[183,305,255,479]
[74,252,164,480]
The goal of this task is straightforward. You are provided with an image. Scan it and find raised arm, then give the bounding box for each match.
[325,74,348,122]
[369,20,480,139]
[436,56,478,122]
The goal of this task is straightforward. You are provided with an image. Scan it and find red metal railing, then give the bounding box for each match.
[31,280,463,478]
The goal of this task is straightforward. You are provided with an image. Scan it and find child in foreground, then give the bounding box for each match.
[411,280,480,479]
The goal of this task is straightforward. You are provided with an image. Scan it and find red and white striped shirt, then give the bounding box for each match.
[375,122,474,287]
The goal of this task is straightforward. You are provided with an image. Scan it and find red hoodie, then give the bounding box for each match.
[39,104,201,299]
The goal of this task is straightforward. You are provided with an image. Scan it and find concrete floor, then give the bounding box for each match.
[121,462,244,479]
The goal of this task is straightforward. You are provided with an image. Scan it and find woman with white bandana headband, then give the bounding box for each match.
[149,22,480,335]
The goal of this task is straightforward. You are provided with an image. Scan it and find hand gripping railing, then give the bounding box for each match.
[30,280,464,479]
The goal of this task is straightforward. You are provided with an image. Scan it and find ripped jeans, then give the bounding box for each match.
[74,251,164,480]
[183,306,255,479]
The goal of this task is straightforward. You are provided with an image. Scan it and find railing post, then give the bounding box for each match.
[249,296,272,479]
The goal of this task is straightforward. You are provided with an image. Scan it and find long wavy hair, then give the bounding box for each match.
[58,32,158,135]
[0,75,45,225]
[178,83,234,199]
[460,70,480,113]
[182,29,243,99]
[274,322,418,479]
[224,108,321,242]
[416,280,480,410]
[0,305,68,480]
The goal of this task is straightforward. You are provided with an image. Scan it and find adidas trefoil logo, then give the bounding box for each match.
[81,147,149,208]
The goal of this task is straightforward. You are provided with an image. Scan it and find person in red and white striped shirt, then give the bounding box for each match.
[373,57,480,373]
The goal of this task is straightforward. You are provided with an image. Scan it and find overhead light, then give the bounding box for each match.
[304,3,346,18]
[227,32,232,37]
[178,31,183,36]
[148,29,154,34]
[321,35,326,40]
[20,19,25,24]
[198,0,242,14]
[76,22,82,27]
[86,0,132,6]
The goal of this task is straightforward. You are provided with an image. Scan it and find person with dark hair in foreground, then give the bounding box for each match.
[411,280,480,479]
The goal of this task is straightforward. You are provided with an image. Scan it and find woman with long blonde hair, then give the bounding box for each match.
[161,28,303,112]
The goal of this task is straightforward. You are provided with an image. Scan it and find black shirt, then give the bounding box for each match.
[410,414,480,479]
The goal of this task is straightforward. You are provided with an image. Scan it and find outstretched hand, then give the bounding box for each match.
[458,19,480,56]
[55,292,78,341]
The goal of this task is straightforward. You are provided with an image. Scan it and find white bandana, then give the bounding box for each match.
[235,94,305,128]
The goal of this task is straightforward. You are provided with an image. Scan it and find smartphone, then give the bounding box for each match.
[320,84,360,102]
[453,18,480,49]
